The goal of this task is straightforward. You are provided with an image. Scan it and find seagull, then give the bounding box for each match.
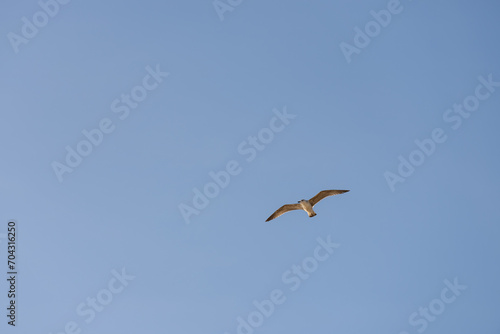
[265,190,349,222]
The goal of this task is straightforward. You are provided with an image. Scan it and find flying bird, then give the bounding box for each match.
[265,189,349,222]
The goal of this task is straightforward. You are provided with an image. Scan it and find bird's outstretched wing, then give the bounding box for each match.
[309,190,349,207]
[266,204,302,222]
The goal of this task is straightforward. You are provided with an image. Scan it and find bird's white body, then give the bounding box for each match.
[299,200,316,217]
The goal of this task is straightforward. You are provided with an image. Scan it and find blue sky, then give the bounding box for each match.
[1,0,500,333]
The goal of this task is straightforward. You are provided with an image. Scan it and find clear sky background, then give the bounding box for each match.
[1,0,500,333]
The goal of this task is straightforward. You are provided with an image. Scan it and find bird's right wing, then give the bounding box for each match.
[265,204,302,222]
[309,190,349,207]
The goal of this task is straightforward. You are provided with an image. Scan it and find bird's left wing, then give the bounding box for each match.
[265,204,302,222]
